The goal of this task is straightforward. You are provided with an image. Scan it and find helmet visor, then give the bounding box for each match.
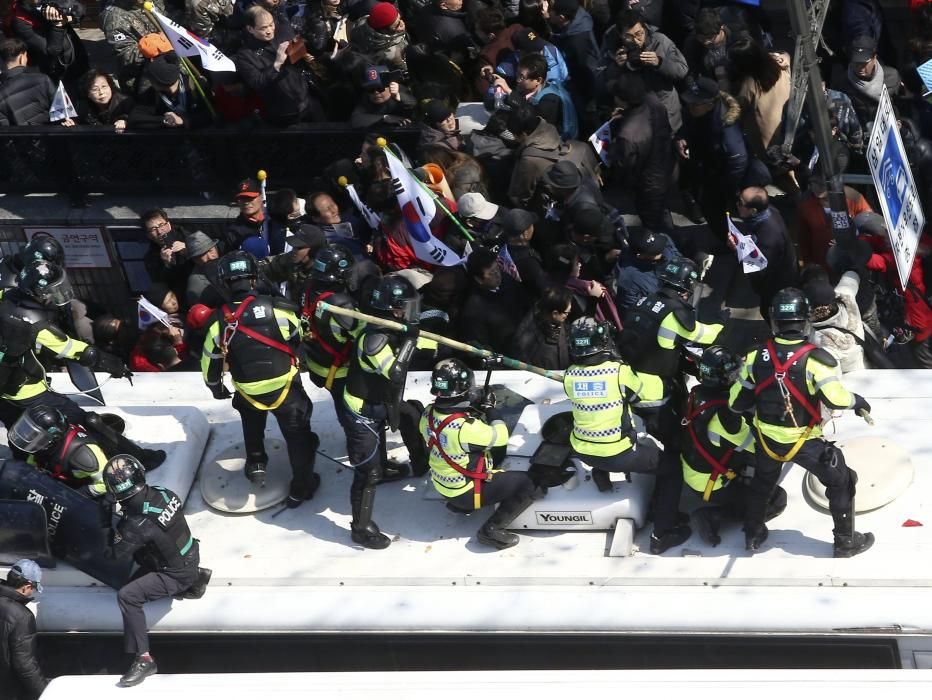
[393,297,421,324]
[8,412,54,453]
[38,274,75,306]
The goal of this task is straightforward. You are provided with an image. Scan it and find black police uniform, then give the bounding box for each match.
[112,485,200,656]
[202,289,319,497]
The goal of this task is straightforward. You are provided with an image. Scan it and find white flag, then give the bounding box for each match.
[346,183,381,230]
[588,119,612,165]
[727,215,768,273]
[150,7,236,72]
[383,147,463,267]
[138,297,172,330]
[49,81,77,122]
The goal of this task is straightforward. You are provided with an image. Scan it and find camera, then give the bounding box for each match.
[623,41,642,68]
[36,0,85,22]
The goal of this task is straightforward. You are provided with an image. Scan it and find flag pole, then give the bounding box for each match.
[257,169,270,243]
[318,301,564,382]
[376,137,475,242]
[143,2,218,120]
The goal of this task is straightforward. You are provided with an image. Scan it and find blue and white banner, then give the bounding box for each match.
[588,119,612,166]
[345,183,382,231]
[499,244,522,281]
[138,297,171,330]
[384,147,463,267]
[49,81,77,122]
[151,7,236,72]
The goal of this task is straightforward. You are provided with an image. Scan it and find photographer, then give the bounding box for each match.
[598,8,689,131]
[140,208,193,297]
[6,0,89,86]
[350,64,415,128]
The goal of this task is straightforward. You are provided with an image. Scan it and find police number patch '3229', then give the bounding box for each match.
[573,381,608,398]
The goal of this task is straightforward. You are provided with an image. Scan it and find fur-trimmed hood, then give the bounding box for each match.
[720,91,741,127]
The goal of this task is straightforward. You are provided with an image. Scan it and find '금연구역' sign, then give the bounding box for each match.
[24,227,112,268]
[867,86,925,290]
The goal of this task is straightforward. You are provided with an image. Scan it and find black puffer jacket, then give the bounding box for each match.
[0,66,56,126]
[234,33,317,123]
[0,585,47,700]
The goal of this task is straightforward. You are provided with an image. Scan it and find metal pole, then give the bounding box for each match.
[787,0,855,250]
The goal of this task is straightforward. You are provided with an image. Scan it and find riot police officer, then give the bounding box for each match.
[300,244,362,432]
[619,257,723,500]
[729,288,874,557]
[0,262,163,469]
[564,316,691,554]
[201,252,320,508]
[343,274,428,549]
[683,346,785,546]
[0,232,65,290]
[420,358,537,550]
[8,405,110,498]
[105,455,210,687]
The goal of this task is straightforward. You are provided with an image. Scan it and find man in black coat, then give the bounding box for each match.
[413,0,476,69]
[0,559,47,700]
[460,247,531,354]
[6,0,89,87]
[0,38,56,126]
[734,187,799,321]
[234,5,324,126]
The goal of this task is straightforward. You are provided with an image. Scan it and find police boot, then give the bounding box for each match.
[120,655,157,687]
[376,430,411,483]
[351,487,391,550]
[744,523,768,551]
[181,568,212,599]
[765,486,788,522]
[832,505,875,558]
[245,451,267,487]
[477,491,534,550]
[692,507,725,547]
[286,434,320,508]
[649,524,692,554]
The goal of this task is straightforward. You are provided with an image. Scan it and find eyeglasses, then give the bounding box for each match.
[146,220,170,234]
[622,27,646,42]
[556,307,572,316]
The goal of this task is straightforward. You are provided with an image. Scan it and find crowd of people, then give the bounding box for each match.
[4,0,932,694]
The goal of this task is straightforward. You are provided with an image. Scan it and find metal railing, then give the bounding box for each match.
[0,125,420,196]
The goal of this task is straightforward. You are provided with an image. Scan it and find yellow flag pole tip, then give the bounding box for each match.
[337,176,349,187]
[257,170,268,181]
[143,1,153,9]
[375,137,388,148]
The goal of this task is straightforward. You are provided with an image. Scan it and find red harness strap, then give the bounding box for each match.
[221,295,296,362]
[684,396,735,501]
[753,339,820,426]
[426,409,490,510]
[303,291,354,370]
[49,425,82,480]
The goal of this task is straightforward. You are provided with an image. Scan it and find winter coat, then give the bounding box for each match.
[508,118,598,207]
[0,585,47,700]
[234,32,316,122]
[738,53,791,156]
[128,78,214,130]
[811,272,867,373]
[0,66,55,126]
[608,94,674,201]
[459,275,531,353]
[511,311,571,370]
[682,23,748,92]
[599,25,688,131]
[550,8,600,103]
[78,92,134,126]
[413,5,474,53]
[737,206,799,314]
[349,19,408,71]
[679,91,750,191]
[99,0,165,71]
[350,89,416,128]
[506,242,550,297]
[8,10,89,86]
[838,62,902,129]
[797,187,872,269]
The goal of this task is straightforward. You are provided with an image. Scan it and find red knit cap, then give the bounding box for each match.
[368,2,399,29]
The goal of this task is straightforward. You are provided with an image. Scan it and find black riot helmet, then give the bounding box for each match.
[17,260,75,306]
[8,405,68,454]
[769,287,811,339]
[369,274,420,323]
[657,256,699,295]
[697,345,742,389]
[217,251,258,291]
[569,316,613,359]
[103,455,147,502]
[430,358,474,399]
[22,234,66,267]
[311,244,354,284]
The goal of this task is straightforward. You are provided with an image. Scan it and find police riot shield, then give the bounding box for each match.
[0,499,55,567]
[0,460,134,588]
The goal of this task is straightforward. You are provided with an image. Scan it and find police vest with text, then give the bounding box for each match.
[135,486,196,572]
[563,361,634,458]
[620,292,691,378]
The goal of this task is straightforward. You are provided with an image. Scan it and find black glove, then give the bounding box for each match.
[484,406,503,423]
[211,384,232,400]
[402,320,420,341]
[852,394,871,414]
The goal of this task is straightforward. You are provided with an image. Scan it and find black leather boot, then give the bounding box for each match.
[351,487,390,549]
[120,655,157,687]
[832,505,874,558]
[286,473,320,508]
[86,412,166,471]
[181,568,212,599]
[477,490,534,550]
[744,523,768,551]
[649,524,692,554]
[693,507,725,546]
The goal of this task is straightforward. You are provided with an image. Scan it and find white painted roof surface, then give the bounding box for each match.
[9,370,932,638]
